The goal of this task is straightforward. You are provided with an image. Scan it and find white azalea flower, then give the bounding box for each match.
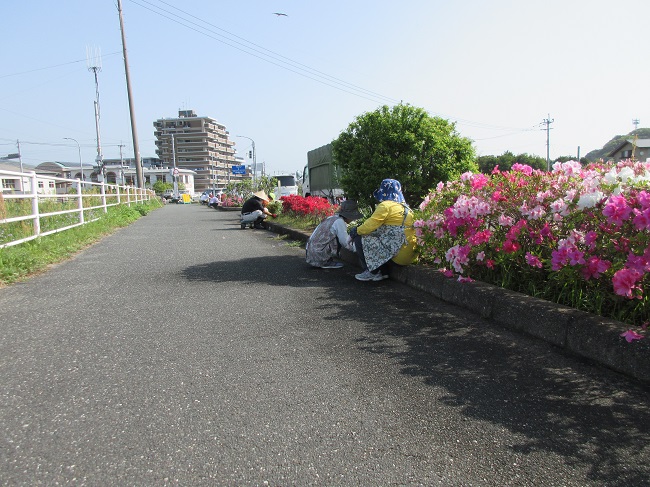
[577,191,605,209]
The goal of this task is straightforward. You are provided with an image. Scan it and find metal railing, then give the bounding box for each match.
[0,169,155,249]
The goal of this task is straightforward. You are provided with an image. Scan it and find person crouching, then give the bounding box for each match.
[240,191,277,229]
[305,200,362,269]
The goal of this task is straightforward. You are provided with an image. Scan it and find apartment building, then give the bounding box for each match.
[153,109,245,192]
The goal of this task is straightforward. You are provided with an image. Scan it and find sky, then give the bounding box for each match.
[1,0,649,176]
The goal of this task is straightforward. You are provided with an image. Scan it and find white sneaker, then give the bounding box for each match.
[321,262,344,269]
[355,270,384,281]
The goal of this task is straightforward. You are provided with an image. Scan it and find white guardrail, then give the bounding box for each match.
[0,169,155,249]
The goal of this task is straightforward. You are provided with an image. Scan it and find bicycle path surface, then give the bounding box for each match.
[1,204,649,486]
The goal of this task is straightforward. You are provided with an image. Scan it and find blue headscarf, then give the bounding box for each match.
[373,178,405,203]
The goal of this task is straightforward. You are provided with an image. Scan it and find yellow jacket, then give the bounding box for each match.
[357,200,417,266]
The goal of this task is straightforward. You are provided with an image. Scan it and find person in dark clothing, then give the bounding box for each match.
[240,191,277,229]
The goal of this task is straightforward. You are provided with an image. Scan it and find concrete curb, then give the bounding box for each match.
[268,221,650,383]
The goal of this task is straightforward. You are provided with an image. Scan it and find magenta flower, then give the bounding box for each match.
[501,240,520,254]
[603,194,633,226]
[612,268,643,299]
[511,163,533,176]
[525,253,543,268]
[620,330,644,342]
[469,229,492,246]
[638,190,650,209]
[580,256,611,280]
[633,207,650,231]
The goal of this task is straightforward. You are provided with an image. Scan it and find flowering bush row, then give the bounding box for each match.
[221,195,245,208]
[415,159,650,327]
[280,195,336,220]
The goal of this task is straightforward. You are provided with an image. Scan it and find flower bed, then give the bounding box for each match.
[415,159,649,330]
[280,195,336,226]
[220,195,245,208]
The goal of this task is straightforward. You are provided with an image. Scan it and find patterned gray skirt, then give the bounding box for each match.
[362,224,406,271]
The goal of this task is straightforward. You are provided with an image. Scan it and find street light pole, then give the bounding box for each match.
[235,135,255,187]
[63,137,83,183]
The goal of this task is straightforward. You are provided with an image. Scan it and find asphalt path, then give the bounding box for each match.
[1,204,649,486]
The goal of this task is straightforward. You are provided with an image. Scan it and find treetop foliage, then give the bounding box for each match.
[332,104,476,208]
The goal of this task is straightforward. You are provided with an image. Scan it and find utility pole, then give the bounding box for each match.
[542,114,554,171]
[633,118,640,132]
[17,140,24,192]
[117,0,144,188]
[87,46,104,181]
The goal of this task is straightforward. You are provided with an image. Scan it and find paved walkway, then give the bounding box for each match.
[1,204,649,485]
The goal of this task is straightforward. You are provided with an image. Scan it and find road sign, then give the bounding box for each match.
[232,165,246,175]
[173,168,179,176]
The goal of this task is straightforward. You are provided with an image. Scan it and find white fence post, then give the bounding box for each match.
[29,171,41,237]
[101,182,107,213]
[77,179,85,225]
[127,186,132,206]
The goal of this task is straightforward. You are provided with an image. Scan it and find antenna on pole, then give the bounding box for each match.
[86,46,104,180]
[542,114,554,171]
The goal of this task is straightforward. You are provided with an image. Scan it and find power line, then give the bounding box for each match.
[0,51,122,80]
[129,0,398,105]
[129,1,539,134]
[149,0,401,105]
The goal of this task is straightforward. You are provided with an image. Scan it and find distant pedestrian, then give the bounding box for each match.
[208,194,219,209]
[306,200,362,269]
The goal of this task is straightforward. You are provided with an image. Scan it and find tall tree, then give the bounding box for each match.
[332,104,476,208]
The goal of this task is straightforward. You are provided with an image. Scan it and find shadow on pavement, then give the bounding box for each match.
[182,253,650,485]
[324,283,650,486]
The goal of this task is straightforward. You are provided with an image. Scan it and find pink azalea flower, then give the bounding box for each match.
[584,231,599,249]
[458,276,475,283]
[638,190,650,209]
[498,214,514,226]
[511,163,533,176]
[626,252,650,273]
[468,229,492,246]
[620,330,644,342]
[470,173,489,190]
[603,194,633,226]
[525,252,543,268]
[580,256,611,280]
[501,240,520,253]
[633,207,650,231]
[612,268,643,299]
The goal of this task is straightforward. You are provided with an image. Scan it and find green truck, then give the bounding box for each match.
[302,143,343,202]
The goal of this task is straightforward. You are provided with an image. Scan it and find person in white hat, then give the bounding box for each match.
[240,190,277,229]
[305,200,363,269]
